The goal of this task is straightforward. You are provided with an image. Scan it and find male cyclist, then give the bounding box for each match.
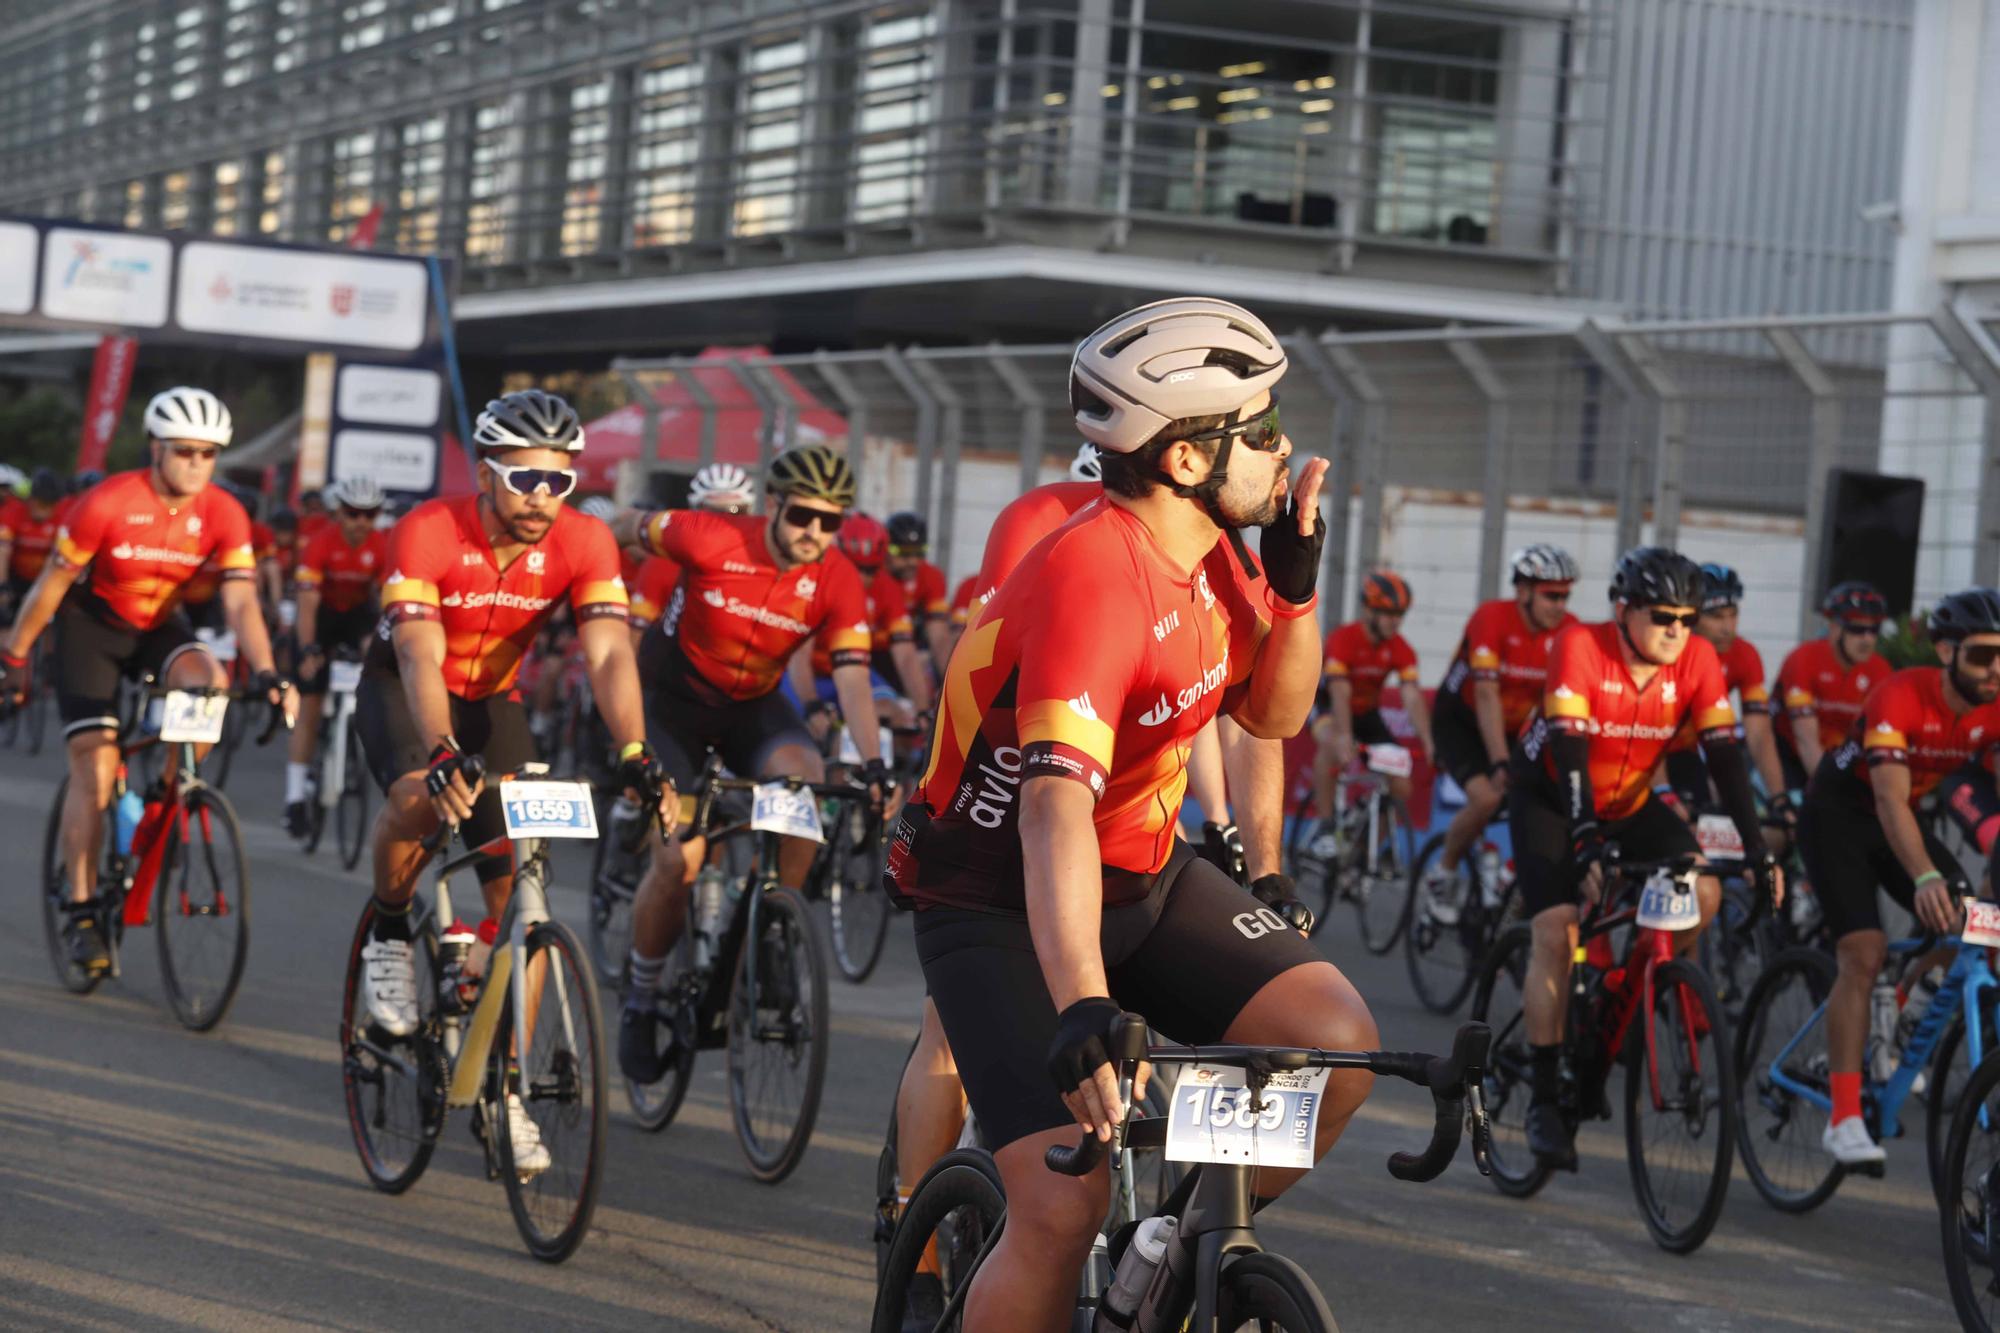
[1774,582,1892,794]
[353,389,667,1174]
[1513,547,1780,1167]
[789,512,933,732]
[885,510,952,671]
[1798,588,2000,1166]
[284,476,388,837]
[1423,545,1579,907]
[609,443,889,1083]
[0,388,298,974]
[0,468,66,622]
[892,298,1365,1333]
[1657,563,1790,834]
[1310,569,1433,854]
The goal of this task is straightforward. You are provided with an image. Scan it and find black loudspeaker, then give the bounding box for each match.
[1817,469,1924,617]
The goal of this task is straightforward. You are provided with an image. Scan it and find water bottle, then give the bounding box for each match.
[465,917,500,996]
[1896,967,1944,1051]
[1095,1216,1176,1331]
[693,866,727,969]
[1477,846,1503,909]
[114,788,146,856]
[438,920,476,1013]
[1869,979,1900,1083]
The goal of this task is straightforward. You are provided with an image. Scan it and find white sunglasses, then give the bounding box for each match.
[484,457,578,498]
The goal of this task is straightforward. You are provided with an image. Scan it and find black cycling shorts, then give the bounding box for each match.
[1511,777,1700,916]
[1430,692,1493,789]
[1798,761,2000,939]
[53,600,202,738]
[916,842,1322,1151]
[354,666,536,883]
[298,606,377,694]
[639,629,815,789]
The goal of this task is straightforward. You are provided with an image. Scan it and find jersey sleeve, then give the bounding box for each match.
[1322,624,1356,679]
[52,488,110,569]
[639,508,715,564]
[1684,641,1739,741]
[817,560,874,669]
[973,496,1054,607]
[1390,635,1419,682]
[566,516,631,622]
[380,510,451,625]
[949,576,977,627]
[919,564,949,614]
[1463,602,1511,682]
[1541,627,1594,736]
[207,498,258,579]
[1015,555,1149,799]
[293,526,332,590]
[878,577,915,644]
[0,499,18,544]
[1861,678,1918,768]
[1734,641,1770,709]
[1778,649,1817,718]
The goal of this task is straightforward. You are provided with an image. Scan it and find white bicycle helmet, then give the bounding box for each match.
[144,387,234,446]
[577,495,617,522]
[331,476,385,511]
[689,462,755,509]
[473,389,585,453]
[1069,298,1287,453]
[1068,442,1103,483]
[1509,544,1580,585]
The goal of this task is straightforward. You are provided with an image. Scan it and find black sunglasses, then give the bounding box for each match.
[484,458,579,498]
[1536,588,1572,603]
[783,504,845,534]
[168,444,220,462]
[1185,397,1284,453]
[1645,608,1700,629]
[1960,644,2000,669]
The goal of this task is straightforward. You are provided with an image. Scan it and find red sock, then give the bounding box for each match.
[1830,1071,1862,1125]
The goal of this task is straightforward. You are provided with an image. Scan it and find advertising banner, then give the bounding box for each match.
[75,334,138,472]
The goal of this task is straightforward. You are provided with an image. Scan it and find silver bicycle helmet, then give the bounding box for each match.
[473,389,585,453]
[689,462,755,509]
[1510,543,1580,585]
[144,387,234,446]
[1069,298,1287,453]
[330,476,385,511]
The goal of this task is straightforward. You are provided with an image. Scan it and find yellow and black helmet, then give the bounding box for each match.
[765,444,856,508]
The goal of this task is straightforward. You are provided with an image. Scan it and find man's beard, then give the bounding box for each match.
[504,511,553,544]
[1212,481,1282,530]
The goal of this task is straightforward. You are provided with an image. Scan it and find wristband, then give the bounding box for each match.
[1488,758,1509,776]
[429,737,463,766]
[1915,870,1945,890]
[1262,587,1318,621]
[1652,783,1674,797]
[618,740,648,762]
[1,650,24,669]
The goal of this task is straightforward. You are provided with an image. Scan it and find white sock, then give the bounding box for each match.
[285,762,310,804]
[626,951,666,1003]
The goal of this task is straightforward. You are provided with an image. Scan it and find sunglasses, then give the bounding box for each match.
[1840,621,1882,636]
[1645,608,1700,629]
[1961,644,2000,669]
[484,458,578,498]
[783,504,845,534]
[889,544,926,558]
[1186,397,1284,453]
[168,444,220,462]
[1536,589,1572,603]
[338,505,380,519]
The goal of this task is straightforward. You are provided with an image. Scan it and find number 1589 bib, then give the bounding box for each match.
[1164,1064,1330,1169]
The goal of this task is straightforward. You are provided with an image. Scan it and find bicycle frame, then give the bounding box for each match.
[316,679,359,813]
[1571,891,1706,1114]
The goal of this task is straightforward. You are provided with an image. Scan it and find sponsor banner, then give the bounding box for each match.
[40,228,172,327]
[296,352,337,494]
[330,428,438,494]
[75,334,139,472]
[337,363,441,428]
[0,221,35,314]
[176,240,428,351]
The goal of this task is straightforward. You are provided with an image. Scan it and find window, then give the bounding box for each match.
[170,5,206,101]
[467,98,521,261]
[630,60,698,247]
[1367,16,1502,245]
[852,12,935,223]
[260,148,289,234]
[732,37,806,238]
[273,0,308,74]
[161,170,191,230]
[562,77,613,256]
[396,115,447,251]
[223,0,260,87]
[212,159,243,234]
[341,0,389,54]
[327,129,378,243]
[123,178,149,229]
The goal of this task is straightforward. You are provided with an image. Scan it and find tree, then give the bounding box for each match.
[0,388,84,473]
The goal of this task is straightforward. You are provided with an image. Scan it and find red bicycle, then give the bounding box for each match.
[38,679,277,1030]
[1470,853,1740,1252]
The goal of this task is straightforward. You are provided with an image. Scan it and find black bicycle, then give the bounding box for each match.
[1403,815,1518,1015]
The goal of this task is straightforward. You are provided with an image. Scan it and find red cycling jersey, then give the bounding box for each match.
[899,502,1270,912]
[1530,621,1738,820]
[949,575,978,628]
[624,552,681,632]
[971,480,1102,608]
[813,566,913,676]
[1439,598,1577,734]
[639,508,871,701]
[1322,620,1418,715]
[1818,667,2000,809]
[295,522,388,615]
[0,497,61,583]
[898,559,950,621]
[377,495,628,700]
[54,471,257,631]
[180,519,276,608]
[1775,636,1892,755]
[1666,635,1768,754]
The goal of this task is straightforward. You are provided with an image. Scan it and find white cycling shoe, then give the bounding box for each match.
[506,1093,552,1175]
[1822,1116,1886,1167]
[360,937,420,1037]
[1421,863,1464,926]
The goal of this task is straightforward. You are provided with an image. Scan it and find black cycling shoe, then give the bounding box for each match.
[618,1000,669,1084]
[1526,1101,1578,1171]
[283,801,311,840]
[67,916,110,976]
[901,1272,945,1333]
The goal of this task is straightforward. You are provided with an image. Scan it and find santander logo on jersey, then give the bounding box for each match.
[1138,645,1232,726]
[698,586,811,635]
[703,588,727,608]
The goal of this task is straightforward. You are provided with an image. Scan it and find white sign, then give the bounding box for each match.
[0,222,36,314]
[1365,744,1413,778]
[1166,1064,1329,1169]
[40,228,172,327]
[328,660,363,694]
[330,429,437,493]
[836,725,896,767]
[338,364,442,428]
[499,780,599,839]
[1636,870,1703,932]
[159,690,227,744]
[1695,814,1744,862]
[1964,898,2000,949]
[175,241,428,350]
[751,782,826,844]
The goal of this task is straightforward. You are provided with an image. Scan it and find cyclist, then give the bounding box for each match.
[608,443,890,1083]
[1657,563,1790,834]
[1421,544,1580,909]
[890,298,1364,1333]
[0,467,66,622]
[687,461,755,514]
[885,510,952,670]
[1773,581,1892,794]
[283,476,388,837]
[1513,546,1780,1168]
[789,512,932,733]
[1798,588,2000,1166]
[0,388,298,975]
[265,505,300,612]
[1309,569,1433,856]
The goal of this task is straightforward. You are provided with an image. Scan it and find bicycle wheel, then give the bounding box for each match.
[302,762,327,854]
[495,918,608,1264]
[155,785,251,1031]
[869,1148,1007,1333]
[208,696,246,787]
[1941,1048,2000,1333]
[1701,882,1772,1022]
[727,884,830,1183]
[1468,924,1552,1197]
[1404,833,1487,1015]
[1352,797,1409,955]
[336,722,369,871]
[1214,1250,1340,1333]
[624,929,697,1133]
[25,676,49,754]
[1928,992,2000,1206]
[1732,945,1842,1213]
[39,777,107,995]
[339,902,444,1193]
[586,822,639,986]
[1623,957,1736,1253]
[827,805,893,983]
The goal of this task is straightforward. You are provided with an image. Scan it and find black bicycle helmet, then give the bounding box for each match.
[72,468,104,495]
[473,388,585,453]
[1930,588,2000,642]
[269,506,298,532]
[1822,581,1888,625]
[1699,562,1743,612]
[886,510,928,551]
[765,444,857,508]
[1610,546,1705,609]
[29,467,62,504]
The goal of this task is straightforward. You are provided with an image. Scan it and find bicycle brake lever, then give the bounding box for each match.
[1467,1082,1495,1177]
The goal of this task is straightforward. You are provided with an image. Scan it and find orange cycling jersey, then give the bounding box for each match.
[1322,620,1418,716]
[971,480,1101,609]
[624,552,681,632]
[1439,598,1576,734]
[1775,636,1892,754]
[1818,667,2000,809]
[813,566,912,676]
[55,470,256,631]
[639,508,870,701]
[897,502,1270,913]
[949,575,978,627]
[295,522,387,615]
[1667,635,1768,754]
[377,495,628,700]
[180,519,275,608]
[0,496,61,583]
[898,559,949,622]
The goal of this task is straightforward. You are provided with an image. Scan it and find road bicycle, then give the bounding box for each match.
[1471,854,1740,1252]
[621,753,862,1182]
[1286,742,1413,952]
[871,1016,1493,1333]
[1936,906,2000,1333]
[1403,814,1518,1015]
[338,758,607,1263]
[295,647,368,870]
[37,679,274,1030]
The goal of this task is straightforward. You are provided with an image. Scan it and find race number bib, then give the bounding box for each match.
[328,660,364,694]
[159,690,227,744]
[836,725,896,768]
[1964,898,2000,949]
[498,780,598,839]
[751,781,825,844]
[1165,1064,1330,1170]
[1694,814,1744,862]
[1636,869,1702,932]
[1365,744,1413,778]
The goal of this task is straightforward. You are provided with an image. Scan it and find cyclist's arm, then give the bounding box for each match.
[219,577,280,675]
[1790,707,1823,772]
[889,640,933,712]
[1229,603,1319,739]
[389,618,460,756]
[1324,678,1354,746]
[1400,679,1434,759]
[295,583,322,655]
[1218,719,1283,880]
[574,614,647,753]
[2,559,82,658]
[1700,734,1767,855]
[924,617,952,681]
[0,537,12,580]
[785,643,816,708]
[1020,775,1110,1008]
[831,664,885,762]
[1871,762,1940,883]
[257,554,282,610]
[1473,679,1509,770]
[1743,709,1788,798]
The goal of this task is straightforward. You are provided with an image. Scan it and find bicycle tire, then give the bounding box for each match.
[1214,1250,1341,1333]
[869,1148,1007,1333]
[39,777,106,995]
[828,805,893,983]
[1468,924,1553,1197]
[337,721,369,871]
[1941,1044,2000,1333]
[1352,796,1409,955]
[624,929,697,1133]
[585,818,635,987]
[1403,832,1485,1016]
[727,884,830,1183]
[495,918,608,1264]
[208,696,246,787]
[339,902,443,1194]
[155,785,251,1031]
[1,693,19,746]
[302,762,327,854]
[24,677,48,754]
[1623,957,1736,1253]
[1732,945,1842,1213]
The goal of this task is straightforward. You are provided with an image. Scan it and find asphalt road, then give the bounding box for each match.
[0,734,1962,1331]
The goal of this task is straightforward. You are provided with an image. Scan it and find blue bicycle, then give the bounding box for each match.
[1735,930,1998,1211]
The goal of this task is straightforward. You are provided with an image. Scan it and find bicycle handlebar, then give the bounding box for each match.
[417,754,487,854]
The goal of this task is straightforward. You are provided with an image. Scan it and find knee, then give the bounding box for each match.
[1837,935,1886,981]
[1005,1176,1105,1256]
[384,779,435,828]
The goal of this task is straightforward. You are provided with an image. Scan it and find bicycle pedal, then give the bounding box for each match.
[1848,1160,1886,1180]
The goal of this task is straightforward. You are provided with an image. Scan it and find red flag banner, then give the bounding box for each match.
[347,203,384,251]
[76,334,138,472]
